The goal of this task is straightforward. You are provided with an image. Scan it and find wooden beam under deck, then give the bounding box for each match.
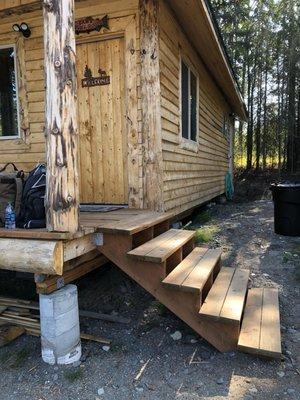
[0,239,63,275]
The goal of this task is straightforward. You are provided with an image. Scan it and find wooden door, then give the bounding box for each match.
[76,37,128,204]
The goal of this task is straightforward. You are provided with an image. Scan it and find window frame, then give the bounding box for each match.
[0,43,21,140]
[179,55,199,150]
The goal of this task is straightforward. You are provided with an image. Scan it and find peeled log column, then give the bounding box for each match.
[140,0,164,212]
[43,0,79,233]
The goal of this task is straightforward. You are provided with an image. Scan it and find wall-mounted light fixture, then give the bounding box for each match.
[12,22,31,38]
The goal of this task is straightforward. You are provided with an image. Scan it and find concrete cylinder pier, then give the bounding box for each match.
[39,284,81,365]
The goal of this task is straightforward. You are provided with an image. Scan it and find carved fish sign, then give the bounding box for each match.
[75,15,109,35]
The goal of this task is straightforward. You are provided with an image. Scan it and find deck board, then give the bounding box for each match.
[199,267,249,324]
[127,229,195,262]
[182,248,222,292]
[238,288,281,358]
[219,268,250,324]
[237,288,263,351]
[163,247,208,288]
[80,209,174,235]
[260,288,281,357]
[199,267,235,320]
[145,230,195,262]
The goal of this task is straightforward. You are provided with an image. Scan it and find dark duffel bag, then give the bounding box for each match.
[0,163,24,227]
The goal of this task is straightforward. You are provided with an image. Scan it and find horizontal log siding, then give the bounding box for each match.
[159,1,231,213]
[0,1,36,11]
[0,0,139,174]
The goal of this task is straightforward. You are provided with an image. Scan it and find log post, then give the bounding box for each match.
[43,0,79,233]
[140,0,164,212]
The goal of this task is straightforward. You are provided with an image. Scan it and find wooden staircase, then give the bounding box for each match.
[97,217,281,359]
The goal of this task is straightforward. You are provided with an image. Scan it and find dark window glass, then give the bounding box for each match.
[181,60,189,139]
[190,70,197,142]
[0,47,18,137]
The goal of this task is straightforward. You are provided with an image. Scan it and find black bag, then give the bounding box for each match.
[17,164,46,229]
[0,163,24,227]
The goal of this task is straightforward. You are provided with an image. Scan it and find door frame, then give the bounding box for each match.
[75,15,141,208]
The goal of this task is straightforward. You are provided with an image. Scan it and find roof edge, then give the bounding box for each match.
[202,0,248,120]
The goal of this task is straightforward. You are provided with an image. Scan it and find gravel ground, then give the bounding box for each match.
[0,200,299,400]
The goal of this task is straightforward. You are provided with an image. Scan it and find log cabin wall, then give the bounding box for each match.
[0,1,36,10]
[0,0,143,209]
[159,0,233,213]
[0,0,235,215]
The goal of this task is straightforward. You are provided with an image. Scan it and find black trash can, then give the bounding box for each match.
[270,182,300,236]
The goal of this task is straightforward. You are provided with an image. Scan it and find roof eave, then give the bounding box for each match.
[166,0,248,121]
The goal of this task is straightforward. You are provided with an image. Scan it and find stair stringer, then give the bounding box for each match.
[98,233,239,353]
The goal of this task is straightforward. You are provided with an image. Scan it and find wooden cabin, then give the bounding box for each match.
[0,0,246,217]
[0,1,281,360]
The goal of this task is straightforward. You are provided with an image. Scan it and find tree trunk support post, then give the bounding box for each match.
[140,0,164,212]
[43,0,80,233]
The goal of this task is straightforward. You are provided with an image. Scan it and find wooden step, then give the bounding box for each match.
[199,267,250,325]
[238,288,281,359]
[127,229,195,263]
[162,247,222,293]
[81,210,174,235]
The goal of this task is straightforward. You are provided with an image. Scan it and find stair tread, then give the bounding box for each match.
[127,229,195,262]
[182,248,222,291]
[162,247,208,288]
[163,248,222,292]
[238,288,281,359]
[199,267,249,324]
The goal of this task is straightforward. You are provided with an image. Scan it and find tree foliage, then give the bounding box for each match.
[210,0,300,172]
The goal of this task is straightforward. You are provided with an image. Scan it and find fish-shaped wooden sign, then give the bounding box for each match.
[75,15,109,35]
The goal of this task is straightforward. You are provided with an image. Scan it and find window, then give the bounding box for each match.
[180,59,198,142]
[0,45,19,139]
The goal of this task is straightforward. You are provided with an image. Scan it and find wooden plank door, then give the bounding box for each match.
[76,37,128,204]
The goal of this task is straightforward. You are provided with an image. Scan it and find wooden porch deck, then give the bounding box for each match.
[0,209,174,240]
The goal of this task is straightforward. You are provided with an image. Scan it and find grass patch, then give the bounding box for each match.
[192,210,213,226]
[195,226,218,244]
[64,368,83,382]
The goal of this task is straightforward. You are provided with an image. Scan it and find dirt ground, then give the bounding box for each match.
[0,199,299,400]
